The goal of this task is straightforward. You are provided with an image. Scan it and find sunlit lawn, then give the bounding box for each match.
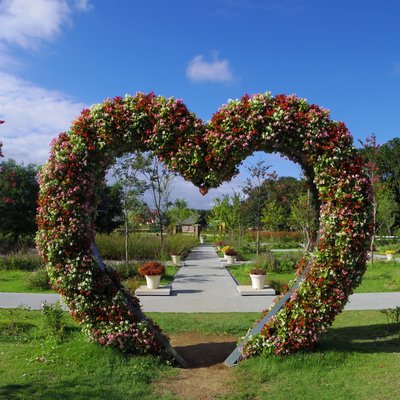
[227,259,400,293]
[0,309,399,399]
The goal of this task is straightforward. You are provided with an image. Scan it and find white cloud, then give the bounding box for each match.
[0,71,87,165]
[0,0,72,50]
[186,54,234,83]
[0,0,93,165]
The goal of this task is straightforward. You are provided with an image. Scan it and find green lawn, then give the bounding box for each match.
[1,259,399,294]
[0,270,54,293]
[0,265,178,294]
[227,259,400,293]
[0,309,399,399]
[356,260,400,292]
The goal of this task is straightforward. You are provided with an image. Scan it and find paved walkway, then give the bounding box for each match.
[1,245,400,312]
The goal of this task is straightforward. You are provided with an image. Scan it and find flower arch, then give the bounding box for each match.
[36,92,372,361]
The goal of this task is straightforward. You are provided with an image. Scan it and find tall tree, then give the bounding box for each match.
[211,192,246,241]
[113,154,148,266]
[132,153,175,245]
[359,134,381,260]
[289,189,318,250]
[243,161,276,255]
[262,200,286,232]
[378,137,400,218]
[376,184,399,236]
[0,159,39,245]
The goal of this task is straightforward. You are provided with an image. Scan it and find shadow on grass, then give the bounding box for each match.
[320,323,400,354]
[173,340,237,368]
[0,381,128,400]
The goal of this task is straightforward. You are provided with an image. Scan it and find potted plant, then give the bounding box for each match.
[170,252,181,265]
[249,268,266,290]
[138,261,165,289]
[225,248,237,264]
[200,234,207,244]
[385,250,396,261]
[221,245,233,259]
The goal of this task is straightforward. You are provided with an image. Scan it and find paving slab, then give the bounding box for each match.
[135,285,172,296]
[236,285,275,296]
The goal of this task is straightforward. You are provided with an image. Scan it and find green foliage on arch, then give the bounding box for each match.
[36,92,372,359]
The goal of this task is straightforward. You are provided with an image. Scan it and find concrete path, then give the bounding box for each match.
[1,245,400,312]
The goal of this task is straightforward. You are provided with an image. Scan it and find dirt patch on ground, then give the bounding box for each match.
[156,332,239,400]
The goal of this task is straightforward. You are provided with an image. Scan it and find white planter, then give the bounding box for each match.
[171,255,180,265]
[200,237,206,244]
[386,253,394,261]
[145,275,161,289]
[224,253,229,259]
[226,255,236,264]
[250,274,266,290]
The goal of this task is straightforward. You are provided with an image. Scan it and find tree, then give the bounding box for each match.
[211,192,246,241]
[289,189,318,250]
[378,137,400,226]
[127,199,150,231]
[95,183,123,234]
[376,184,399,236]
[132,153,175,245]
[167,198,196,228]
[0,159,39,245]
[113,154,148,266]
[243,161,277,255]
[262,200,286,232]
[359,134,381,260]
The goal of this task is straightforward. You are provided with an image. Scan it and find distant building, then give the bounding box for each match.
[174,215,208,235]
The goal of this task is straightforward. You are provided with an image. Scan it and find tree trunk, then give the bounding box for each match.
[370,195,377,264]
[256,228,260,256]
[124,204,129,268]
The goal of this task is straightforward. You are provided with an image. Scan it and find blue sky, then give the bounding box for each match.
[1,0,400,208]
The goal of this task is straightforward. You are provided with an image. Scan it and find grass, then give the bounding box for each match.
[0,265,178,294]
[357,260,400,292]
[0,270,54,293]
[0,308,173,400]
[0,309,399,399]
[1,254,399,295]
[227,259,400,293]
[233,310,400,400]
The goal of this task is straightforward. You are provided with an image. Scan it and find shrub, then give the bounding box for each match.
[40,301,65,341]
[268,279,287,294]
[26,268,51,290]
[251,252,276,271]
[107,261,138,280]
[381,307,400,332]
[138,261,165,276]
[124,276,141,293]
[275,253,301,272]
[0,251,43,271]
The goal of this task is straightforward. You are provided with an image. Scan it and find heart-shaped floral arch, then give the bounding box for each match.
[36,92,372,361]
